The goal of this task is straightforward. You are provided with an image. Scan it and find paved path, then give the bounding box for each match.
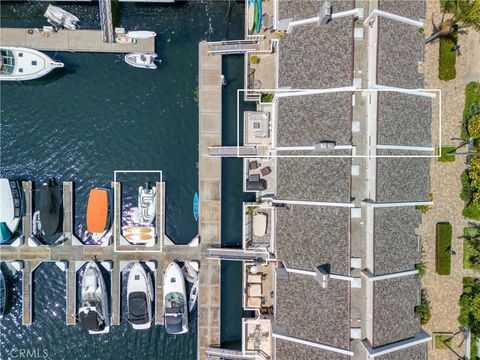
[420,1,480,359]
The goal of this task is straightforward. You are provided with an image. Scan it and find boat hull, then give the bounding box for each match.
[126,31,156,39]
[127,263,153,330]
[39,181,62,238]
[86,188,112,240]
[0,269,6,319]
[125,53,158,70]
[164,262,188,334]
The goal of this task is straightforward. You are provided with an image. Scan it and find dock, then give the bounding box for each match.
[0,28,155,53]
[66,263,76,325]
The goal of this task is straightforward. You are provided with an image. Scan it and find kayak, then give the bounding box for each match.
[193,192,199,222]
[126,31,156,39]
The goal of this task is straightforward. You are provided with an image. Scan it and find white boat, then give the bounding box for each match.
[0,268,6,319]
[182,261,198,284]
[32,210,44,238]
[125,53,159,70]
[126,31,156,39]
[44,4,80,30]
[0,179,24,243]
[78,262,110,334]
[138,182,156,225]
[164,262,188,335]
[0,47,64,81]
[127,263,153,330]
[188,280,199,312]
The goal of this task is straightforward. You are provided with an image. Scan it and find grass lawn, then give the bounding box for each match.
[435,334,453,349]
[437,146,456,162]
[436,222,452,275]
[439,34,457,81]
[463,203,480,220]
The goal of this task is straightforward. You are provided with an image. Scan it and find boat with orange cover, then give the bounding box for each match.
[86,188,112,241]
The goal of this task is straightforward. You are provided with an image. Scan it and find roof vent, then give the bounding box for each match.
[318,1,332,25]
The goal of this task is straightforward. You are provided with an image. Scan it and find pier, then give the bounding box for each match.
[0,28,155,53]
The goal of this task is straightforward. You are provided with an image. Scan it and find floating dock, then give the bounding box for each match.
[0,28,155,53]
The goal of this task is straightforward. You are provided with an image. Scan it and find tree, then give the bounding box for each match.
[426,0,480,44]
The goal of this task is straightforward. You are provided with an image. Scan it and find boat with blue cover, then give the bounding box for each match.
[193,192,199,222]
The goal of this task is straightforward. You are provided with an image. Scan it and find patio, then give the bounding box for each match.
[243,203,275,252]
[244,263,275,311]
[244,157,276,195]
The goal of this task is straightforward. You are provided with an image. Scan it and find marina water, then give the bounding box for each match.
[0,1,248,358]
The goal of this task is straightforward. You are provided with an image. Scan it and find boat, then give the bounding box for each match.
[39,179,63,240]
[78,261,110,334]
[116,34,136,44]
[255,0,263,33]
[126,31,156,39]
[125,53,159,70]
[164,262,189,335]
[86,188,112,241]
[0,178,24,242]
[44,4,80,30]
[193,192,199,222]
[127,263,153,330]
[188,280,199,312]
[0,47,64,82]
[138,182,156,225]
[0,268,6,319]
[122,226,155,245]
[248,0,256,35]
[182,261,198,284]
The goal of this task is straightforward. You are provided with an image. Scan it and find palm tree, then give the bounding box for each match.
[425,0,480,44]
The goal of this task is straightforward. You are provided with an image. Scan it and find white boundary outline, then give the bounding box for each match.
[113,170,163,253]
[236,88,442,158]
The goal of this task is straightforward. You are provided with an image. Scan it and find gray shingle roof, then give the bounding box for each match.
[374,207,421,275]
[376,150,430,202]
[373,275,421,347]
[276,273,350,347]
[277,93,352,146]
[377,18,425,89]
[276,204,350,273]
[275,338,349,360]
[377,92,432,147]
[375,342,428,360]
[278,0,354,89]
[276,156,351,202]
[379,0,426,19]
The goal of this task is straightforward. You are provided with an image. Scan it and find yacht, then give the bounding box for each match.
[164,262,188,335]
[0,179,24,244]
[127,263,153,330]
[38,179,63,245]
[188,280,199,312]
[78,261,110,334]
[86,188,112,242]
[138,182,156,225]
[44,4,80,30]
[125,53,159,70]
[0,268,6,319]
[0,47,63,81]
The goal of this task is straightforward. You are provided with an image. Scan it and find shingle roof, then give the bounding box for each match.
[276,273,350,347]
[275,338,350,360]
[374,207,421,275]
[276,93,352,147]
[375,342,428,360]
[276,204,350,273]
[278,0,354,89]
[376,150,430,202]
[377,92,432,147]
[379,0,426,19]
[373,275,421,347]
[276,156,351,202]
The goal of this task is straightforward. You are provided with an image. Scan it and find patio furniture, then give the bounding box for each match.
[248,283,262,297]
[253,213,267,237]
[247,296,262,308]
[248,273,263,284]
[249,160,259,170]
[246,178,267,191]
[260,166,271,176]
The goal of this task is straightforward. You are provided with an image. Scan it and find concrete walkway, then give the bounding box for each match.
[419,1,480,359]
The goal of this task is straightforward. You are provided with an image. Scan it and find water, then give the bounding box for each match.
[0,1,246,358]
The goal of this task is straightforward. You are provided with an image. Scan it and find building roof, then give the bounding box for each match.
[276,156,351,202]
[376,150,430,202]
[276,204,350,273]
[377,92,432,147]
[373,275,421,347]
[278,0,354,89]
[375,342,428,360]
[275,338,349,360]
[276,92,352,147]
[379,0,426,19]
[276,272,350,347]
[374,207,421,275]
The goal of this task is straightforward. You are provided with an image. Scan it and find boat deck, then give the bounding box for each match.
[0,28,155,53]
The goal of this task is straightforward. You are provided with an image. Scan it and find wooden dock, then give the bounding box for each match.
[0,28,155,53]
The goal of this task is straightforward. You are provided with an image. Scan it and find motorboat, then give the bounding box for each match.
[0,268,6,319]
[39,179,63,245]
[164,262,188,334]
[188,280,199,312]
[127,263,153,330]
[122,226,155,245]
[193,192,199,222]
[138,182,156,225]
[126,31,156,39]
[181,261,198,284]
[116,34,136,44]
[86,188,112,242]
[78,261,110,334]
[44,4,80,30]
[0,178,24,243]
[125,53,159,70]
[0,47,64,81]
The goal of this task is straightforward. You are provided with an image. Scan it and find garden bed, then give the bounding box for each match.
[463,227,480,271]
[436,222,452,275]
[437,146,456,162]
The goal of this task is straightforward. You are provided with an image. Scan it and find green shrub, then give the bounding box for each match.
[250,55,260,64]
[465,227,480,239]
[462,82,480,140]
[464,239,480,271]
[261,93,274,103]
[436,222,452,275]
[459,278,480,337]
[415,291,432,325]
[435,334,453,349]
[416,262,426,277]
[464,203,480,220]
[472,335,478,360]
[462,170,474,202]
[469,114,480,139]
[439,34,457,81]
[437,146,456,162]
